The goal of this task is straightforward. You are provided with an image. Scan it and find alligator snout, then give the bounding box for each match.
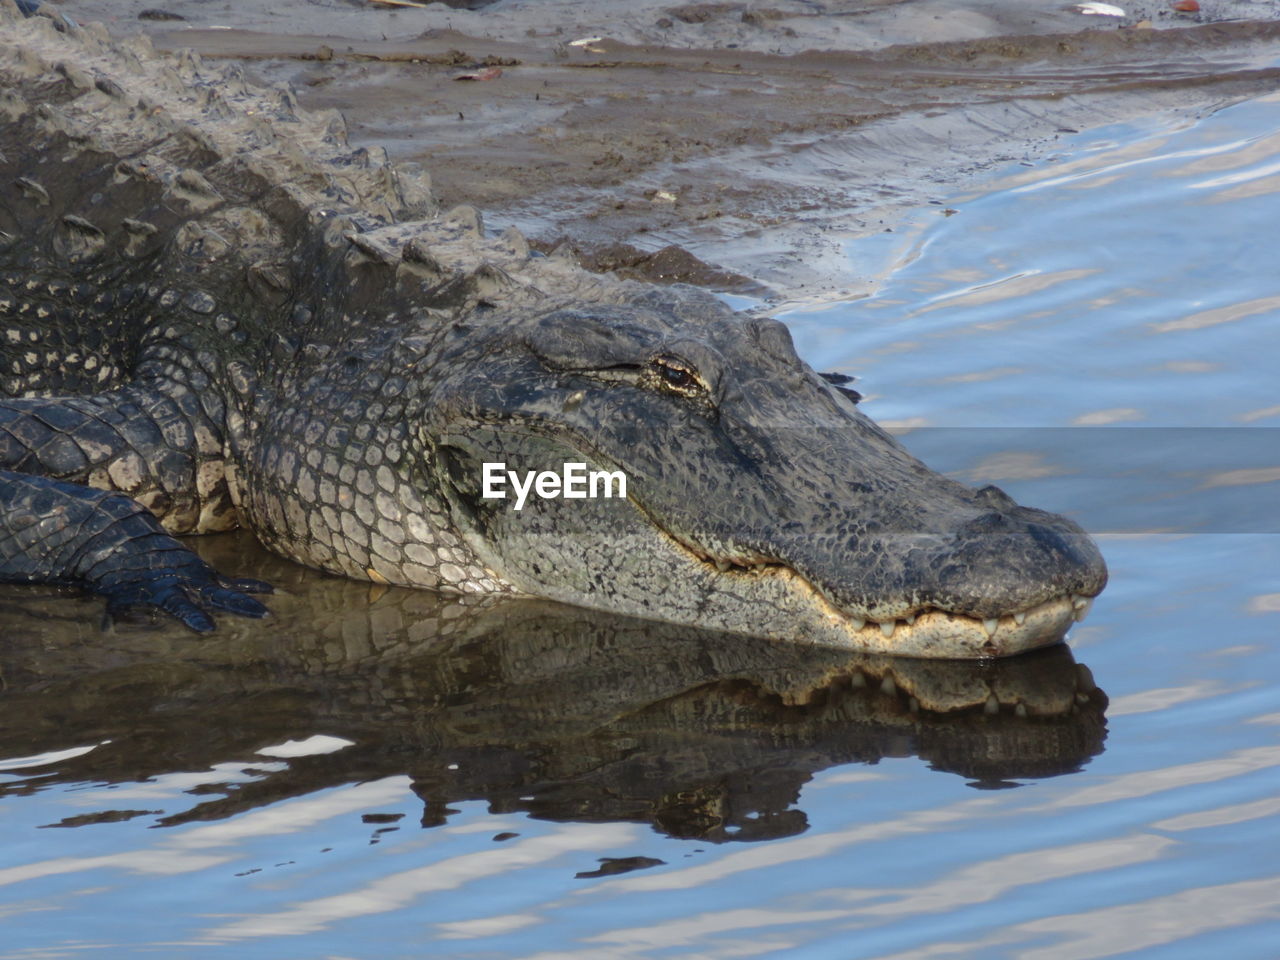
[944,504,1107,617]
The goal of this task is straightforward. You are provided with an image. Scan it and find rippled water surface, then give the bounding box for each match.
[3,96,1280,958]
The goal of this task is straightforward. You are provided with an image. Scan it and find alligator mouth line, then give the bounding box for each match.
[672,535,1096,658]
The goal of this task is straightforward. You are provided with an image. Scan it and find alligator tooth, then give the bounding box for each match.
[850,671,866,688]
[984,694,1000,715]
[879,620,896,638]
[908,697,920,713]
[903,613,916,625]
[880,675,896,696]
[1071,594,1090,609]
[714,560,730,573]
[982,618,999,637]
[849,618,866,630]
[1013,611,1027,626]
[1015,703,1028,718]
[1073,599,1093,622]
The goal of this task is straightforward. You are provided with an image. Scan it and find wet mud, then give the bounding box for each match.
[46,0,1280,302]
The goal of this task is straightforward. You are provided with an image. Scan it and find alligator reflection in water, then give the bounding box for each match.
[0,535,1107,843]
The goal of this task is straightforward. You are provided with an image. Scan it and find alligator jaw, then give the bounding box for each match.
[676,544,1090,658]
[826,594,1085,659]
[669,523,1098,658]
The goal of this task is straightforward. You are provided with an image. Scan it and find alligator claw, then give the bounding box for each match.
[96,565,271,633]
[103,579,209,633]
[203,584,271,618]
[156,590,218,634]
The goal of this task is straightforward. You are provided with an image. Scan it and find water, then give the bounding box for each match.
[3,95,1280,958]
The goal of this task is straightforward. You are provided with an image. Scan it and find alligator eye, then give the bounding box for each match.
[651,356,700,393]
[661,365,694,389]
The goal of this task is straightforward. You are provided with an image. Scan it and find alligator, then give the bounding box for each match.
[0,6,1107,658]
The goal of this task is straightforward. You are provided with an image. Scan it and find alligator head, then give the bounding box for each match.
[426,291,1107,658]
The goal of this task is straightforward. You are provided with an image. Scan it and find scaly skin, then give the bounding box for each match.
[0,6,1106,656]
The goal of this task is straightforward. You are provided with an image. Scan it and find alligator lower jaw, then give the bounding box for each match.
[825,594,1086,659]
[693,552,1089,658]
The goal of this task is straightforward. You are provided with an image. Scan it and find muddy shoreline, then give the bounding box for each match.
[42,0,1280,301]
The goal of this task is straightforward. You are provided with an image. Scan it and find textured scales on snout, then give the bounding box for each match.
[0,7,1106,656]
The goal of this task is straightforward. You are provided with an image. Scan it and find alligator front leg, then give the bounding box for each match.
[0,385,270,630]
[0,471,269,631]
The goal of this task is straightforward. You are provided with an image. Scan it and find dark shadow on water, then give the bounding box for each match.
[0,532,1108,844]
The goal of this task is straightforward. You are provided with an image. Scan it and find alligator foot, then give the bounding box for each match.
[0,471,270,633]
[98,563,272,634]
